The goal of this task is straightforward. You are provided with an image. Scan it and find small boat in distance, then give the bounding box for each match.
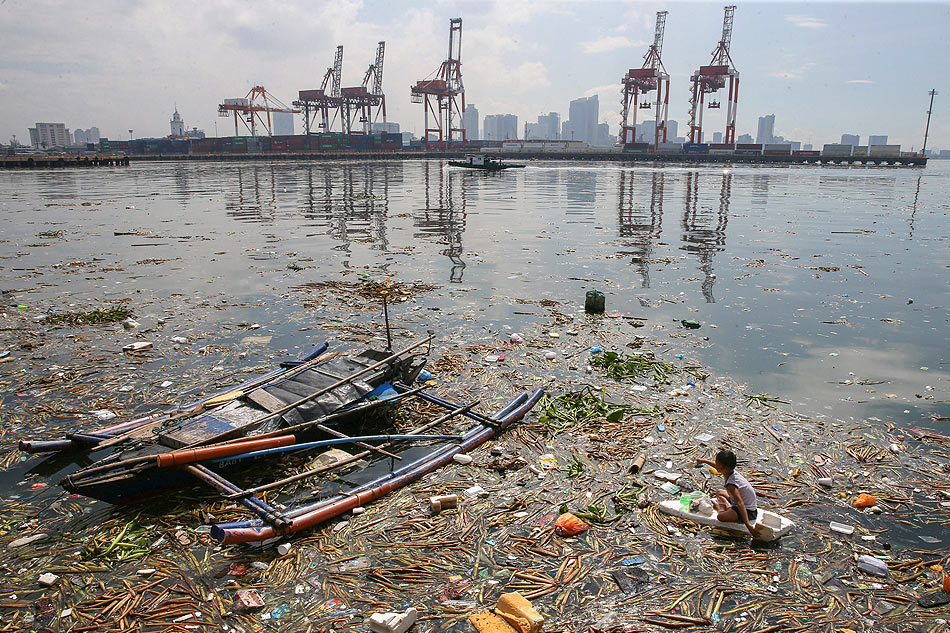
[448,155,525,171]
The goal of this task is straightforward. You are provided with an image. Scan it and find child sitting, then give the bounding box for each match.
[696,449,762,539]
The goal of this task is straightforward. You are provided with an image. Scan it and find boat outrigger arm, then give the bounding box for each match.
[208,386,544,544]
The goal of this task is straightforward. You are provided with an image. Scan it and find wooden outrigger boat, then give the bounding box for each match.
[20,335,543,543]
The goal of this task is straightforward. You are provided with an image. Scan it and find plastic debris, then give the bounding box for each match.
[554,513,589,536]
[369,607,418,633]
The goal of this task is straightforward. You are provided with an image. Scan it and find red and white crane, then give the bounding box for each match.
[687,5,739,145]
[294,45,344,135]
[619,11,670,146]
[411,18,466,150]
[341,41,387,134]
[218,86,300,137]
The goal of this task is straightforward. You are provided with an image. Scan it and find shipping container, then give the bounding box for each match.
[822,144,853,156]
[709,143,735,150]
[852,146,868,157]
[735,143,762,150]
[624,142,650,150]
[709,149,735,155]
[764,149,792,156]
[792,150,820,157]
[763,144,792,153]
[868,144,901,157]
[682,143,709,154]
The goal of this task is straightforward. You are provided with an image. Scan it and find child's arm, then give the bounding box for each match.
[695,457,716,468]
[727,484,762,539]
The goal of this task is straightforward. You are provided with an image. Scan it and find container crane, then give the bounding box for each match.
[294,46,344,135]
[411,18,466,150]
[620,11,670,146]
[341,41,387,134]
[687,5,739,145]
[218,86,299,137]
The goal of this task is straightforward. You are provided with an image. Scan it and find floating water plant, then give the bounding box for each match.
[537,388,628,434]
[45,306,133,326]
[590,351,676,384]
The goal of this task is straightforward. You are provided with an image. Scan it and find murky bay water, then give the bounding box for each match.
[0,159,946,429]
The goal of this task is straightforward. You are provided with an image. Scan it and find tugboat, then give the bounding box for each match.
[448,155,525,171]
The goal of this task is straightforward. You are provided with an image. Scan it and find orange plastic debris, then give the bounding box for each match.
[554,513,589,536]
[944,574,950,593]
[854,493,877,508]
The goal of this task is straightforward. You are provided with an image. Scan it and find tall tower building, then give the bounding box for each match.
[756,114,775,145]
[170,107,185,137]
[28,123,70,148]
[464,104,479,141]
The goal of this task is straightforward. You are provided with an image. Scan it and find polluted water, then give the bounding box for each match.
[0,159,947,631]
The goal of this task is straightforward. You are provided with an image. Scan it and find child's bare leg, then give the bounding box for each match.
[713,489,730,511]
[716,507,739,522]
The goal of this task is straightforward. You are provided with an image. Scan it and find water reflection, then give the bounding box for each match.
[414,162,468,282]
[680,171,731,303]
[227,165,278,221]
[617,170,664,288]
[564,169,598,221]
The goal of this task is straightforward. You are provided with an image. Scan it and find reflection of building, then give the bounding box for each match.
[618,170,664,287]
[415,161,467,282]
[564,169,597,221]
[681,171,730,303]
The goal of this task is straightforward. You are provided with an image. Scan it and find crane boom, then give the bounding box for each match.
[653,11,667,63]
[373,41,385,96]
[711,6,735,63]
[331,45,343,98]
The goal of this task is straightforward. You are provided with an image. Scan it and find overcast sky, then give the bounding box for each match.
[2,0,947,149]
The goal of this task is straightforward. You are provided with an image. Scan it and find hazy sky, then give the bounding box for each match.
[2,1,947,149]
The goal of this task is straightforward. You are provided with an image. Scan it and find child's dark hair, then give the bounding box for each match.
[716,449,737,470]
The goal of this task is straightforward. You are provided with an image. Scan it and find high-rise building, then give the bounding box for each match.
[463,104,479,141]
[565,95,599,144]
[73,129,87,145]
[868,135,888,146]
[185,128,206,139]
[483,114,518,140]
[756,115,775,145]
[737,133,754,144]
[666,119,678,140]
[170,108,185,137]
[272,112,294,136]
[525,112,560,140]
[28,123,70,148]
[595,122,610,147]
[803,143,813,151]
[371,122,400,134]
[840,134,860,146]
[712,132,723,144]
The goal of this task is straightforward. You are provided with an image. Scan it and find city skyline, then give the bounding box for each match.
[1,1,947,150]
